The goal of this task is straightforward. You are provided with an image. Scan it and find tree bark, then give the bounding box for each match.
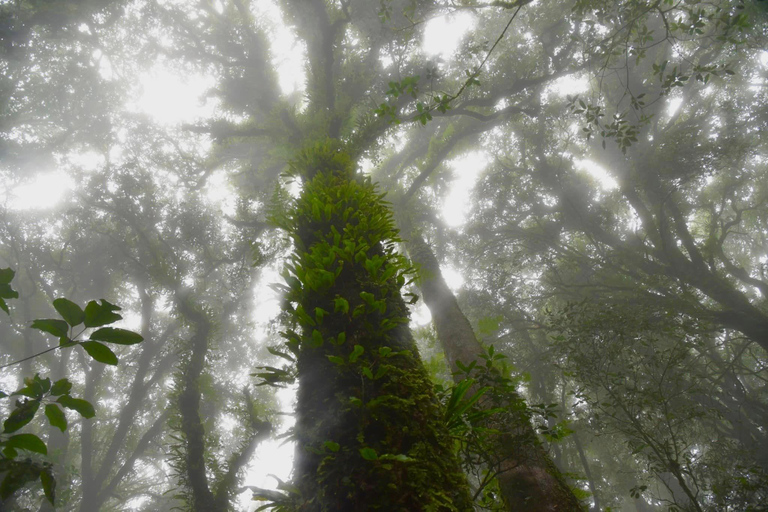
[404,231,583,511]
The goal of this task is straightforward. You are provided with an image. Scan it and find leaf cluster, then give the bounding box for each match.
[0,268,144,505]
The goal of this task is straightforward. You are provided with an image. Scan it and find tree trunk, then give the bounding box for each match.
[175,294,220,512]
[405,231,583,511]
[283,142,473,511]
[572,432,601,512]
[78,363,105,512]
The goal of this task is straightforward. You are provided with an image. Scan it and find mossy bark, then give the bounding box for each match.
[405,231,584,512]
[281,142,473,511]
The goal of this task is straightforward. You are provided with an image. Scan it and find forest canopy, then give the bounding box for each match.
[0,0,767,510]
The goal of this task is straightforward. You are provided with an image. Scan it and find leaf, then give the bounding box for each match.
[45,404,67,432]
[31,319,69,338]
[267,346,295,362]
[53,298,85,326]
[57,395,95,418]
[310,329,324,348]
[359,447,378,460]
[0,268,14,285]
[444,380,491,431]
[0,279,18,315]
[81,341,118,365]
[89,327,143,345]
[295,304,315,327]
[13,374,50,399]
[333,297,349,314]
[83,299,122,328]
[0,284,14,298]
[324,441,340,452]
[50,378,73,396]
[0,459,42,499]
[327,355,345,365]
[3,400,40,433]
[252,368,294,387]
[40,466,56,504]
[5,434,47,455]
[274,476,301,495]
[349,345,364,363]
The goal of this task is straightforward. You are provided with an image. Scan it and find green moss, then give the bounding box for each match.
[278,140,473,511]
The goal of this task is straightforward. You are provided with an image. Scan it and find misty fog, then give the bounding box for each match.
[1,0,767,511]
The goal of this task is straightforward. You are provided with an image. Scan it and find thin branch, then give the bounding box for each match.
[0,341,76,370]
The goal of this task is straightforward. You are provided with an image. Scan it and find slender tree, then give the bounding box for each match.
[405,229,582,511]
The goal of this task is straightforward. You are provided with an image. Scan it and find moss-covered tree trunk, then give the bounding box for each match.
[405,231,583,512]
[279,142,473,511]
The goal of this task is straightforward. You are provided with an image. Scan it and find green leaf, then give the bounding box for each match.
[5,434,47,455]
[359,447,378,460]
[310,329,324,348]
[295,304,315,327]
[44,404,67,432]
[13,374,50,399]
[80,341,118,365]
[53,298,85,326]
[83,299,122,328]
[40,466,56,504]
[0,281,18,314]
[0,268,14,285]
[31,319,69,338]
[349,345,364,363]
[3,400,40,433]
[89,327,143,345]
[378,347,392,357]
[327,355,345,365]
[50,378,73,396]
[0,459,42,499]
[57,395,95,418]
[267,345,295,362]
[362,367,373,379]
[333,297,349,314]
[324,441,340,452]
